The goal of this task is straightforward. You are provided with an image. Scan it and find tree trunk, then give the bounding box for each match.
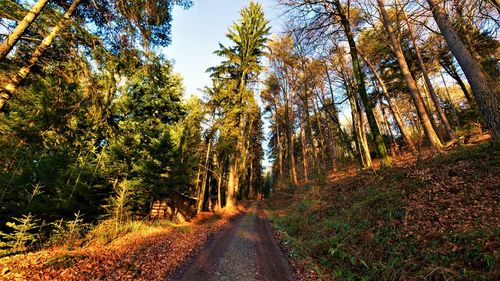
[397,0,456,141]
[197,138,212,213]
[360,53,418,155]
[329,0,391,166]
[217,172,222,210]
[0,0,49,61]
[324,63,353,157]
[248,160,254,199]
[376,0,443,149]
[304,99,319,178]
[214,156,224,210]
[275,109,283,181]
[0,0,83,111]
[312,96,327,173]
[298,57,320,178]
[440,60,475,106]
[440,71,461,127]
[419,75,442,138]
[347,82,371,168]
[381,103,398,156]
[226,157,238,210]
[300,121,308,182]
[357,96,372,167]
[287,89,298,185]
[336,50,372,168]
[426,0,500,138]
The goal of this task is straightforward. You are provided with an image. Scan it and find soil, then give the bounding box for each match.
[170,201,296,281]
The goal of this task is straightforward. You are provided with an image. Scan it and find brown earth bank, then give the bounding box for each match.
[266,142,500,280]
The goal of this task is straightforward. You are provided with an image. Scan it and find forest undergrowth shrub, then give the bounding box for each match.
[0,213,40,255]
[85,179,160,245]
[48,211,89,249]
[0,177,177,255]
[86,220,152,245]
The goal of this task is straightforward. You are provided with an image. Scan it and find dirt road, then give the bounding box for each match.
[170,201,296,281]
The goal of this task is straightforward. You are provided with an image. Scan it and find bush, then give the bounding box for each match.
[0,213,40,255]
[49,211,89,248]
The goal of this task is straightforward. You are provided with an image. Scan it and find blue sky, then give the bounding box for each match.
[163,0,283,97]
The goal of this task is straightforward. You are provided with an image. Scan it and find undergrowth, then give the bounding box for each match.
[267,142,499,281]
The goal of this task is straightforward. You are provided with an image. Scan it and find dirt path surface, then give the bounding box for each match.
[170,201,296,281]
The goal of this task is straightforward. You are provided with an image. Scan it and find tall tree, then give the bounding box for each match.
[0,0,193,111]
[376,0,444,149]
[0,0,49,61]
[325,0,391,166]
[208,1,269,209]
[396,0,456,141]
[0,0,83,111]
[425,0,500,138]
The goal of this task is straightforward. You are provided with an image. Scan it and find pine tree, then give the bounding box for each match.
[207,1,269,209]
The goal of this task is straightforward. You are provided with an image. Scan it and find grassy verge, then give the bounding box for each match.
[267,142,500,280]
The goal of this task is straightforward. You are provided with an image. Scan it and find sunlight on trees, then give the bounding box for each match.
[0,2,498,275]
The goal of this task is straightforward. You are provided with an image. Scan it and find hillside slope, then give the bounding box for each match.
[267,142,499,280]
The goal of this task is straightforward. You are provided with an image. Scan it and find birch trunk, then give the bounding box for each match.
[0,0,83,110]
[0,0,49,61]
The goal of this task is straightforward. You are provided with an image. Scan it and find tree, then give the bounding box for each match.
[360,52,417,154]
[266,36,300,183]
[207,1,269,209]
[396,0,456,141]
[426,0,500,138]
[0,0,83,111]
[376,0,444,149]
[0,0,191,241]
[0,0,193,111]
[0,0,49,61]
[325,0,391,166]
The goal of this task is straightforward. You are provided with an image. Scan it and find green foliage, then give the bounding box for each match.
[0,54,187,235]
[210,1,270,84]
[202,1,269,206]
[0,1,192,248]
[49,211,89,248]
[0,213,40,253]
[169,96,205,193]
[108,180,132,225]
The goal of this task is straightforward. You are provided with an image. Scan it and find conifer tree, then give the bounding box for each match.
[207,1,269,209]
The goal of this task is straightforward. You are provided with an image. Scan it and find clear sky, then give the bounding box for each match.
[162,0,283,97]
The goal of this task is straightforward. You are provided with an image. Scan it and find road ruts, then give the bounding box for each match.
[169,201,296,281]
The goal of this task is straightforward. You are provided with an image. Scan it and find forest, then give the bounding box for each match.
[0,0,498,280]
